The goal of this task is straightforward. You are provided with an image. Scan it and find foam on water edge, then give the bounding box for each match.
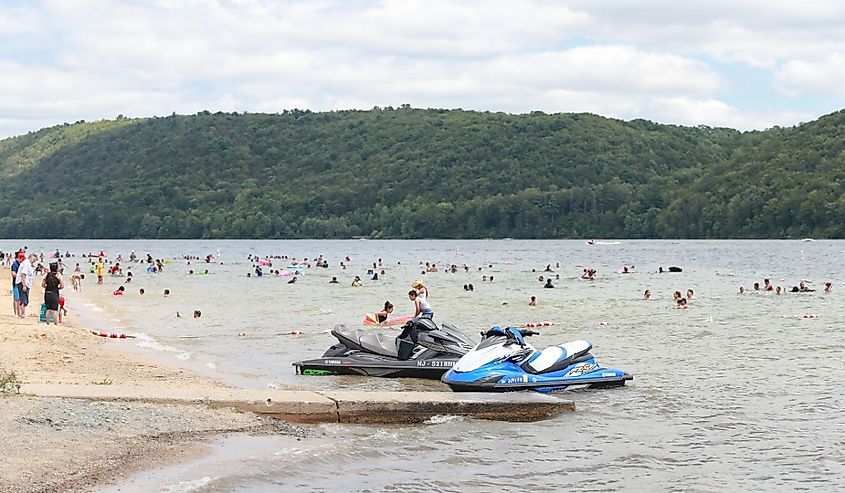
[161,476,217,493]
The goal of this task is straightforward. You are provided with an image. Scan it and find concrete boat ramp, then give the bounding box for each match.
[22,384,574,424]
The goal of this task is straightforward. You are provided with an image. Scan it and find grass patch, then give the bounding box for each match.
[0,367,21,394]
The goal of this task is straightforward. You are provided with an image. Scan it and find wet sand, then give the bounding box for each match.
[0,286,311,492]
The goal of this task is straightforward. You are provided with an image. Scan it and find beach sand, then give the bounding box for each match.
[0,285,310,492]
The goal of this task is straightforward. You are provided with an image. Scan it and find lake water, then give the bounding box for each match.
[3,239,844,491]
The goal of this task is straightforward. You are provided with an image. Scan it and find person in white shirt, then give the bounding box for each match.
[15,253,37,318]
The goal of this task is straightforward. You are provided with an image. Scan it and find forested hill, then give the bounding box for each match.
[0,108,841,239]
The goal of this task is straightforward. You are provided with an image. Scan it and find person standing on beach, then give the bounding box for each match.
[41,263,64,325]
[15,253,36,318]
[10,252,22,316]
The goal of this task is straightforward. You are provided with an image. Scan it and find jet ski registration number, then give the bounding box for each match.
[417,360,454,367]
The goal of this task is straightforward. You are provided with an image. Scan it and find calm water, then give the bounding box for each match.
[4,239,844,491]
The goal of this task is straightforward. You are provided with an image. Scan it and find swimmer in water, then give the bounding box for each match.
[351,276,362,287]
[643,289,652,300]
[824,282,833,292]
[375,301,394,323]
[529,296,536,306]
[411,280,429,298]
[139,288,145,295]
[329,276,339,284]
[686,289,694,300]
[70,273,85,291]
[113,286,125,296]
[676,298,688,309]
[543,279,554,288]
[739,286,745,294]
[164,289,170,297]
[763,278,773,291]
[673,290,682,301]
[193,310,201,318]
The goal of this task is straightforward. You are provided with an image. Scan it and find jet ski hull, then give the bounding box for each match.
[443,369,633,392]
[293,354,458,379]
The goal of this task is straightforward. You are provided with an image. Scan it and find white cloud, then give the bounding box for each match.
[0,0,843,138]
[775,54,845,97]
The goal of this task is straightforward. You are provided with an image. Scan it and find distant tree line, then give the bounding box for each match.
[0,107,842,238]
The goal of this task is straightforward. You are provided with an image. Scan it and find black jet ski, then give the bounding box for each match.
[293,317,475,379]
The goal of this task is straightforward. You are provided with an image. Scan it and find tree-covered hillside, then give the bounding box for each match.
[0,107,841,238]
[658,111,845,238]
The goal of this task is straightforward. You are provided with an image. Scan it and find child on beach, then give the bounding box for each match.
[58,296,67,323]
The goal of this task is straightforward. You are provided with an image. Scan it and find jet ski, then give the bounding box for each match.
[441,326,632,392]
[293,317,475,379]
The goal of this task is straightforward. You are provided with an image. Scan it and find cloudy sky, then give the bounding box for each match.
[1,0,844,138]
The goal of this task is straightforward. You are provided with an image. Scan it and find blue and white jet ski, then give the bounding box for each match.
[441,326,632,392]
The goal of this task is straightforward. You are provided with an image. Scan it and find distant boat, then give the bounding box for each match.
[802,238,815,242]
[588,240,621,245]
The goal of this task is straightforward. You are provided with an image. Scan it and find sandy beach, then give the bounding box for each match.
[0,285,311,492]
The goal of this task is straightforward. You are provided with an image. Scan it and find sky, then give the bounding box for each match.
[1,0,845,139]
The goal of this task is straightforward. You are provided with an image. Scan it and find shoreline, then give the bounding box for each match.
[0,285,313,492]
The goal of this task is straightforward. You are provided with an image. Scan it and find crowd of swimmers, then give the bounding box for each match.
[5,247,840,331]
[739,278,832,294]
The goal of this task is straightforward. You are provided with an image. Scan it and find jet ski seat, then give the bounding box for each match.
[332,325,400,358]
[523,340,593,374]
[358,332,399,358]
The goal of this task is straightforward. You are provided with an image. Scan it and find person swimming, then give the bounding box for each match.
[375,301,394,323]
[529,296,536,306]
[643,289,652,300]
[543,279,554,288]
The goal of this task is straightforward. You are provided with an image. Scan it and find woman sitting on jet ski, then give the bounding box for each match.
[409,290,434,319]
